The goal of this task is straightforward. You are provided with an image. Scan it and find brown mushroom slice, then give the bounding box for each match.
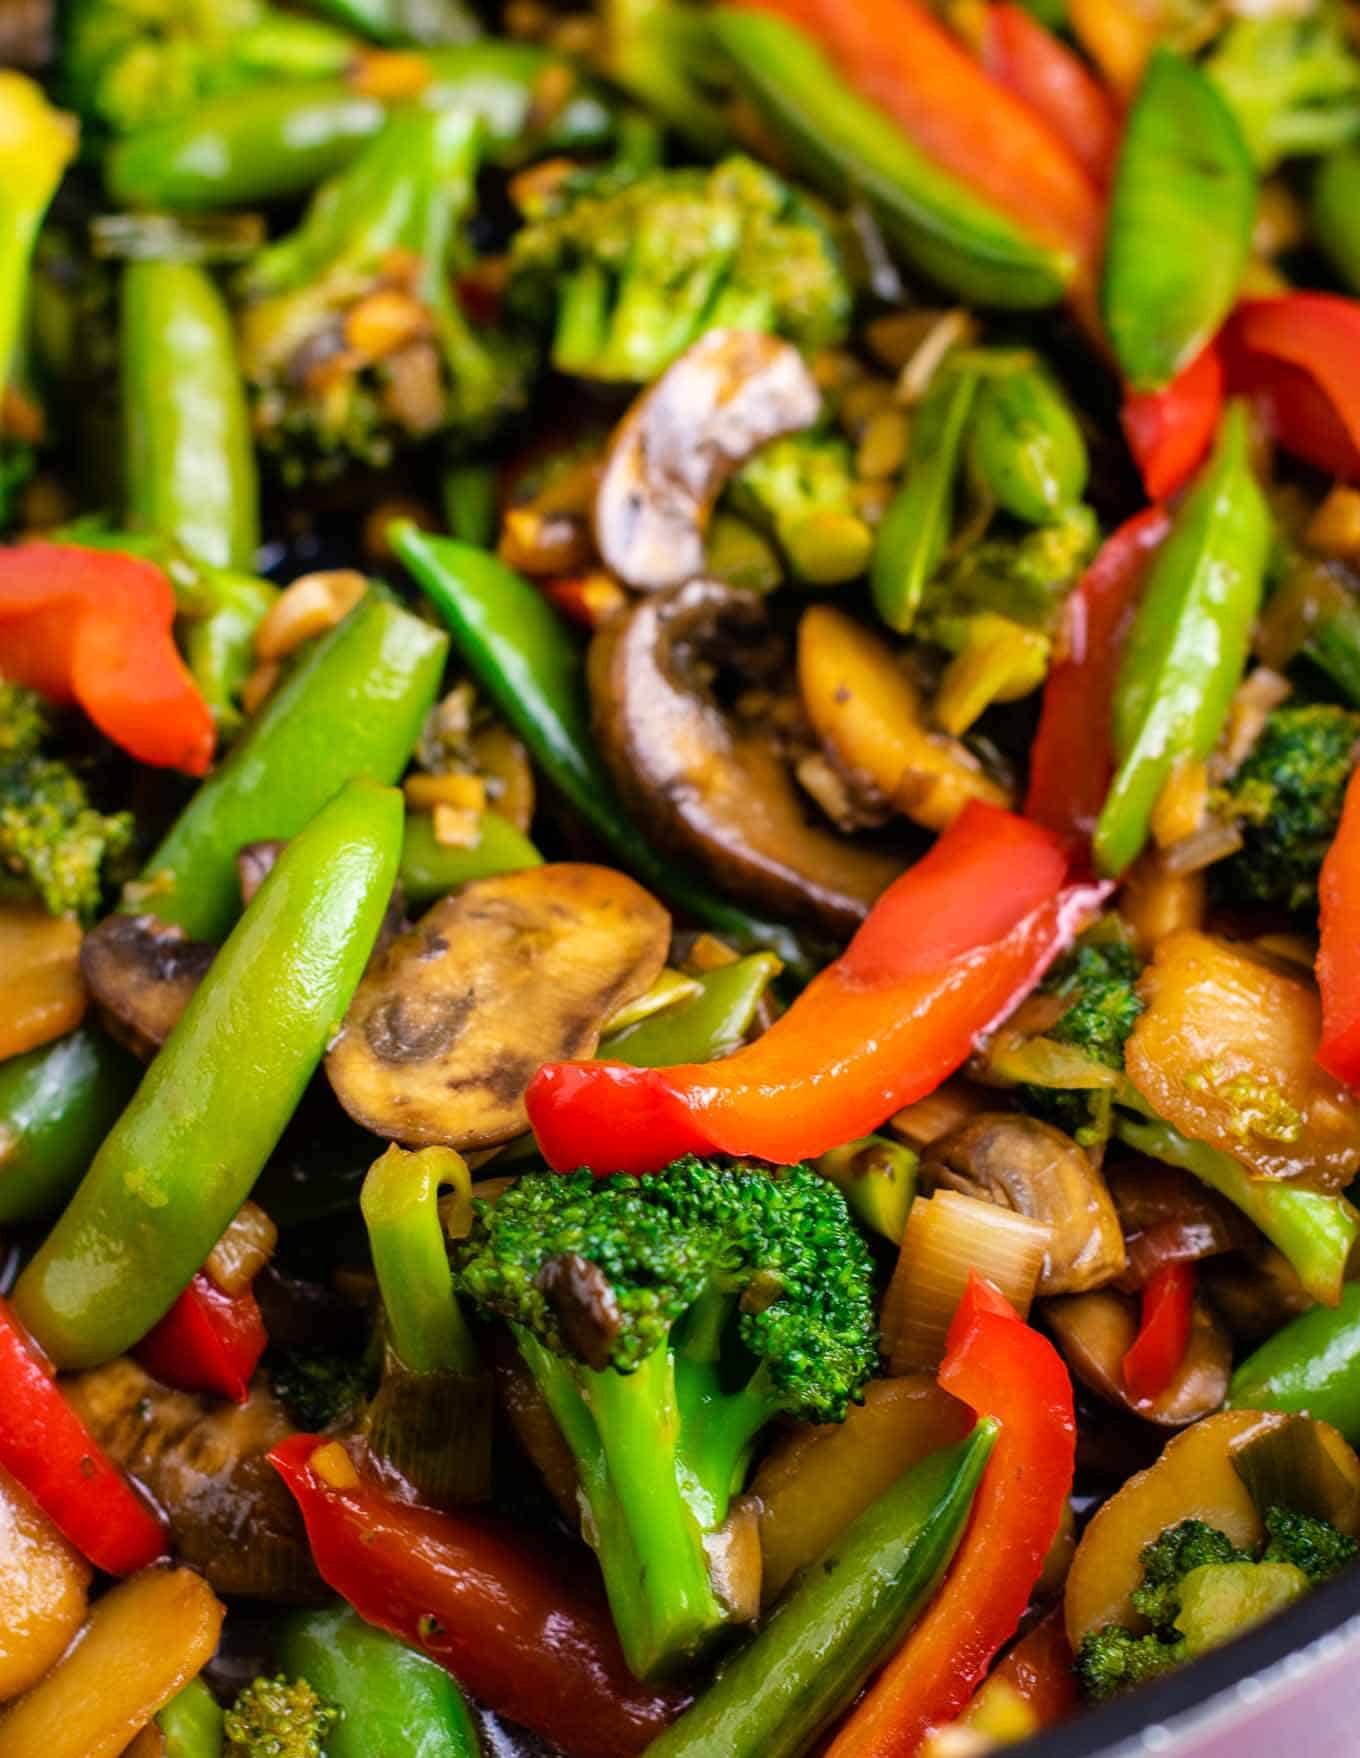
[326,863,669,1150]
[1044,1288,1230,1428]
[590,579,903,937]
[79,914,216,1058]
[798,606,1012,832]
[925,1114,1126,1295]
[593,328,821,590]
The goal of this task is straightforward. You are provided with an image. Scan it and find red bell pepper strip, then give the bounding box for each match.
[1121,345,1224,503]
[824,1274,1077,1758]
[136,1271,267,1406]
[1121,1260,1195,1405]
[1024,507,1172,857]
[737,0,1103,266]
[1223,295,1360,483]
[981,3,1120,186]
[1316,765,1360,1086]
[528,803,1108,1174]
[269,1435,686,1758]
[0,1294,167,1575]
[0,542,214,774]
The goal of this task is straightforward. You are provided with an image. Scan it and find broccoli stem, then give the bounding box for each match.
[517,1329,730,1680]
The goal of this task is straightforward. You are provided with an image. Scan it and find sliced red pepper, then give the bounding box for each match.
[136,1272,267,1406]
[738,0,1103,266]
[1316,765,1360,1085]
[1121,1260,1195,1405]
[0,1294,167,1574]
[1223,295,1360,483]
[1121,345,1224,503]
[0,542,214,774]
[825,1274,1077,1758]
[1024,507,1172,858]
[981,3,1120,186]
[269,1434,686,1758]
[527,803,1108,1173]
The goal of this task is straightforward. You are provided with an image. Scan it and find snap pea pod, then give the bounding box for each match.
[872,363,979,634]
[967,358,1089,524]
[0,1027,140,1226]
[1102,47,1257,390]
[599,954,782,1066]
[1094,402,1270,877]
[643,1424,996,1758]
[12,779,403,1371]
[156,1679,224,1758]
[106,44,615,210]
[1313,147,1360,294]
[399,809,542,905]
[1228,1283,1360,1445]
[121,260,259,574]
[712,9,1070,309]
[394,527,815,978]
[133,589,446,942]
[280,1604,482,1758]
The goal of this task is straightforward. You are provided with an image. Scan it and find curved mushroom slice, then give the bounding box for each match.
[590,579,903,938]
[925,1113,1126,1295]
[326,864,670,1150]
[79,914,216,1059]
[594,328,821,591]
[1044,1288,1230,1428]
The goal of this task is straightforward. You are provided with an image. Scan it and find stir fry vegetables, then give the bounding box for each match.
[9,5,1360,1756]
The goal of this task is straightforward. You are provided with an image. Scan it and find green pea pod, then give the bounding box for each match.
[394,527,815,978]
[644,1423,996,1758]
[13,778,404,1371]
[712,9,1071,309]
[600,954,782,1065]
[279,1604,481,1758]
[156,1678,224,1758]
[967,359,1089,524]
[1229,1283,1360,1444]
[443,462,499,549]
[121,260,259,572]
[871,364,979,634]
[814,1134,918,1244]
[106,46,615,210]
[1313,147,1360,294]
[1102,47,1257,390]
[1094,402,1270,877]
[135,590,446,942]
[400,809,542,905]
[1113,1111,1359,1309]
[0,1027,140,1226]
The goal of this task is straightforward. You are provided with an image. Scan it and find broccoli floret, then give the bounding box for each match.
[926,505,1099,634]
[268,1347,370,1433]
[454,1157,878,1679]
[63,0,356,135]
[237,106,528,487]
[224,1675,338,1758]
[1075,1625,1186,1703]
[1205,4,1360,170]
[1263,1504,1360,1582]
[727,431,872,586]
[1213,703,1360,913]
[507,154,851,384]
[1014,934,1144,1142]
[0,685,134,921]
[1130,1519,1254,1627]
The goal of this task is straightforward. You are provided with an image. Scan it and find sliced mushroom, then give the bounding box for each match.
[326,863,669,1150]
[79,914,216,1059]
[594,328,820,590]
[65,1358,322,1602]
[925,1114,1126,1295]
[590,579,903,936]
[1044,1288,1231,1427]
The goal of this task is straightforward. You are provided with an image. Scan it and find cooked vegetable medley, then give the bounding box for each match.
[7,2,1360,1753]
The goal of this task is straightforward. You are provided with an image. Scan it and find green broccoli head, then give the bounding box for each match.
[925,504,1099,634]
[237,106,528,486]
[726,430,872,586]
[506,154,851,384]
[1213,702,1360,914]
[1015,933,1144,1142]
[1074,1625,1185,1703]
[268,1347,371,1434]
[224,1675,338,1758]
[1263,1504,1360,1582]
[1130,1519,1254,1627]
[0,680,48,758]
[1205,3,1360,170]
[454,1157,877,1678]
